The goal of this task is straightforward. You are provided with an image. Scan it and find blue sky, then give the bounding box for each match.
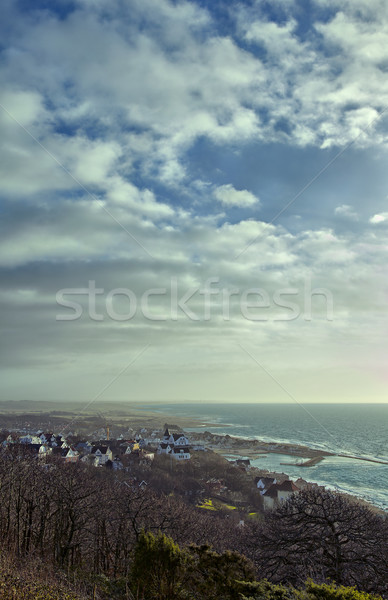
[1,0,388,403]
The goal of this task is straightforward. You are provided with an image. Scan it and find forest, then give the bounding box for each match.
[0,448,386,599]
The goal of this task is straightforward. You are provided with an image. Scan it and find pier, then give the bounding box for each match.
[280,455,325,467]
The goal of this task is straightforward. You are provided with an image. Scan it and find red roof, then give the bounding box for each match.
[263,480,299,497]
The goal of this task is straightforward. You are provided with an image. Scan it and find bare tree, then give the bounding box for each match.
[256,489,388,594]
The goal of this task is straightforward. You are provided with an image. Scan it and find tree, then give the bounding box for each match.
[240,579,384,600]
[130,531,255,600]
[130,530,187,600]
[186,543,255,600]
[256,489,388,595]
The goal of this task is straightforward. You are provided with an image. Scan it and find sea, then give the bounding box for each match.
[148,403,388,511]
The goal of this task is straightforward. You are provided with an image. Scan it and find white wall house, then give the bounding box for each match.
[256,477,277,495]
[168,433,189,447]
[20,435,41,445]
[262,480,299,510]
[172,447,191,460]
[90,446,113,465]
[157,442,173,455]
[157,428,191,460]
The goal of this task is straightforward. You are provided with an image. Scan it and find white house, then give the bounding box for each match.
[168,432,189,447]
[30,443,52,458]
[90,446,113,465]
[64,448,79,462]
[171,446,191,460]
[262,480,299,510]
[256,477,277,495]
[157,442,173,455]
[81,454,100,467]
[19,435,41,445]
[55,447,79,463]
[157,428,190,460]
[75,441,93,454]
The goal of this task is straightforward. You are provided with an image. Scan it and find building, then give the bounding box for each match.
[90,446,113,465]
[256,476,277,495]
[28,443,52,458]
[262,480,300,510]
[75,441,93,454]
[106,456,124,471]
[171,446,191,460]
[19,435,41,445]
[53,446,79,463]
[157,428,191,460]
[234,458,251,471]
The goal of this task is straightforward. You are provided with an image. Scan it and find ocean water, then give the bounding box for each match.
[149,403,388,510]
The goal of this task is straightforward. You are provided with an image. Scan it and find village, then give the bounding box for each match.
[0,420,327,514]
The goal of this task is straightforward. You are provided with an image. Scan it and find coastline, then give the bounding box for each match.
[186,429,387,513]
[2,401,386,469]
[188,428,388,469]
[110,404,388,469]
[190,430,333,460]
[0,401,386,512]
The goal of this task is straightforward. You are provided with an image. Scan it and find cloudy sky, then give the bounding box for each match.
[1,0,388,404]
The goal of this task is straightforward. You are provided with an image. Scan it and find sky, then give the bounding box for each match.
[1,0,388,404]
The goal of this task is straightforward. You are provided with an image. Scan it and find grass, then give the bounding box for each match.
[197,498,238,511]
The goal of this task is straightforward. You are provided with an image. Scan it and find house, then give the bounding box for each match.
[19,434,41,445]
[81,454,100,467]
[172,446,190,460]
[235,459,251,471]
[75,441,93,454]
[53,447,79,463]
[52,434,67,446]
[157,442,173,455]
[64,448,79,462]
[106,456,124,471]
[256,476,277,495]
[123,440,140,452]
[294,477,325,492]
[157,428,191,460]
[29,443,52,458]
[168,432,190,447]
[90,446,113,465]
[294,477,309,490]
[262,480,300,510]
[275,480,300,502]
[38,432,51,444]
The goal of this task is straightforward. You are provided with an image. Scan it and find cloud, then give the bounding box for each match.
[334,204,358,220]
[1,199,388,400]
[235,0,388,149]
[369,213,388,224]
[214,184,260,208]
[1,0,388,401]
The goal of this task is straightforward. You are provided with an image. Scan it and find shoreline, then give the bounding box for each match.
[190,430,334,460]
[187,430,387,513]
[192,430,388,466]
[2,402,386,468]
[0,403,386,512]
[117,406,388,469]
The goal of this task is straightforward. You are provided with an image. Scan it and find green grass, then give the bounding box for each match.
[197,498,238,511]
